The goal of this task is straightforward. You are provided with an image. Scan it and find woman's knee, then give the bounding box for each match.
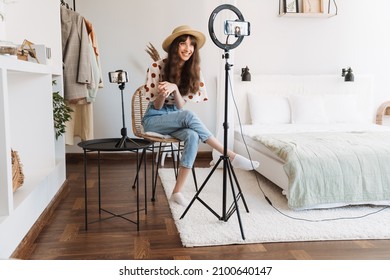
[180,130,199,168]
[184,129,199,144]
[181,110,198,122]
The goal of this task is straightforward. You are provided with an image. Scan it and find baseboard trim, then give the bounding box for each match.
[10,179,70,259]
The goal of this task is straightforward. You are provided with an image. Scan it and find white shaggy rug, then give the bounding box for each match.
[158,168,390,247]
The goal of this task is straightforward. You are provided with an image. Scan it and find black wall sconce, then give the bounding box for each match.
[342,67,354,82]
[241,66,251,81]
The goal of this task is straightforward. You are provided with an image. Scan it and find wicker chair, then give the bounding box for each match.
[131,86,197,201]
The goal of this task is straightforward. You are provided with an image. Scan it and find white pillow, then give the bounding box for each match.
[247,92,291,124]
[324,94,362,123]
[289,95,329,124]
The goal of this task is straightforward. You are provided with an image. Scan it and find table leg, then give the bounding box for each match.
[136,150,139,231]
[152,143,163,201]
[84,149,88,230]
[131,149,145,189]
[98,150,102,215]
[144,148,147,214]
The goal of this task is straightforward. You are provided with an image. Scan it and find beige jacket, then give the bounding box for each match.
[61,6,91,101]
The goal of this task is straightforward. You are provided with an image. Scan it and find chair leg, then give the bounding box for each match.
[170,143,179,179]
[152,142,163,201]
[157,144,180,167]
[151,141,194,201]
[171,143,181,162]
[160,146,167,167]
[151,143,156,201]
[155,143,184,167]
[158,145,168,167]
[132,149,145,188]
[155,147,159,163]
[176,142,181,176]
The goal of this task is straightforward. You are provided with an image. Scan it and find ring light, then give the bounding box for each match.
[208,4,246,50]
[181,4,251,240]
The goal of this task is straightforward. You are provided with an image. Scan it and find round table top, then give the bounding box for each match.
[78,138,152,151]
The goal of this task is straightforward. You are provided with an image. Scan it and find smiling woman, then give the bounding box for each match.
[140,25,259,206]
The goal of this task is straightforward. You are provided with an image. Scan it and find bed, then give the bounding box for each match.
[232,74,390,210]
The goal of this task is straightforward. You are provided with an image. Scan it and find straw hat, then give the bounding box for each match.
[162,25,206,52]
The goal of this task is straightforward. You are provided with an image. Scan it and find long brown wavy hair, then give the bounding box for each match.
[164,34,201,96]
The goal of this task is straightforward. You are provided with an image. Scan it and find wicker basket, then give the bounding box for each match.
[11,149,24,192]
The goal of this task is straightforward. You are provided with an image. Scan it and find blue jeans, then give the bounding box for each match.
[142,103,212,168]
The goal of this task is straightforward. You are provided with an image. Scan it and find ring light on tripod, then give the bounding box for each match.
[208,4,250,51]
[181,4,251,240]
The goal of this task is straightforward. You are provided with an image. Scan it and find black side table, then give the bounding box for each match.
[78,138,152,231]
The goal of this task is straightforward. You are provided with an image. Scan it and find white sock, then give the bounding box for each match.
[231,154,259,171]
[170,192,189,206]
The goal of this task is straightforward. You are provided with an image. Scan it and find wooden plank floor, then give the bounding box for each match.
[25,153,390,260]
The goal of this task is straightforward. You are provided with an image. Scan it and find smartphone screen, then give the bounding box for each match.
[224,20,250,36]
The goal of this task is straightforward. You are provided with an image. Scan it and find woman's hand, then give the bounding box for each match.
[158,81,177,97]
[153,82,175,109]
[155,81,186,109]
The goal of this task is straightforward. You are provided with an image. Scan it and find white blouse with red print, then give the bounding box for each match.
[142,59,208,105]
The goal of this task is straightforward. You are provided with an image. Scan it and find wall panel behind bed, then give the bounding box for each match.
[232,74,375,125]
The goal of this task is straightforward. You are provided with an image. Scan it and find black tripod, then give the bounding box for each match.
[115,82,137,148]
[180,50,249,240]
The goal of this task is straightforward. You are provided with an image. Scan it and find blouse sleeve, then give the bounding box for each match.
[183,70,209,103]
[142,61,162,102]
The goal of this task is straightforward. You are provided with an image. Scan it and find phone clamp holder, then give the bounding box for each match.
[108,70,138,148]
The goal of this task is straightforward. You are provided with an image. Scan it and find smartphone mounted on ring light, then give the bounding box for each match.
[224,20,250,37]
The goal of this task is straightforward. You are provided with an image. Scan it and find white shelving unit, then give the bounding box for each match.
[279,0,338,18]
[0,0,65,258]
[279,12,336,18]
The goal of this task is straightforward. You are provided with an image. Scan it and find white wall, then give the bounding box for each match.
[66,0,223,152]
[66,0,390,152]
[237,0,390,102]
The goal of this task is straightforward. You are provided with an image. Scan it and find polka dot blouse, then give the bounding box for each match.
[142,59,208,104]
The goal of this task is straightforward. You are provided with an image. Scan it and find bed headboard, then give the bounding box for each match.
[233,74,374,125]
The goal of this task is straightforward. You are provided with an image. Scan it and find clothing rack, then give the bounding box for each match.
[60,0,76,11]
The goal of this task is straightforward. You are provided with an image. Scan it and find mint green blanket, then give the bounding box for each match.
[255,131,390,209]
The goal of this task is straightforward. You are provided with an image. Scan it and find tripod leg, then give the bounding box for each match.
[115,136,127,148]
[226,162,246,240]
[227,160,250,213]
[180,157,223,219]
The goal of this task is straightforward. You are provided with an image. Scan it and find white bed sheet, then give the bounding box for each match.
[234,122,390,209]
[237,122,390,138]
[236,123,390,162]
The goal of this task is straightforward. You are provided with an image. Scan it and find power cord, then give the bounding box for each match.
[227,71,390,222]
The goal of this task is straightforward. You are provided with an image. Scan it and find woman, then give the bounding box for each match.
[142,25,259,206]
